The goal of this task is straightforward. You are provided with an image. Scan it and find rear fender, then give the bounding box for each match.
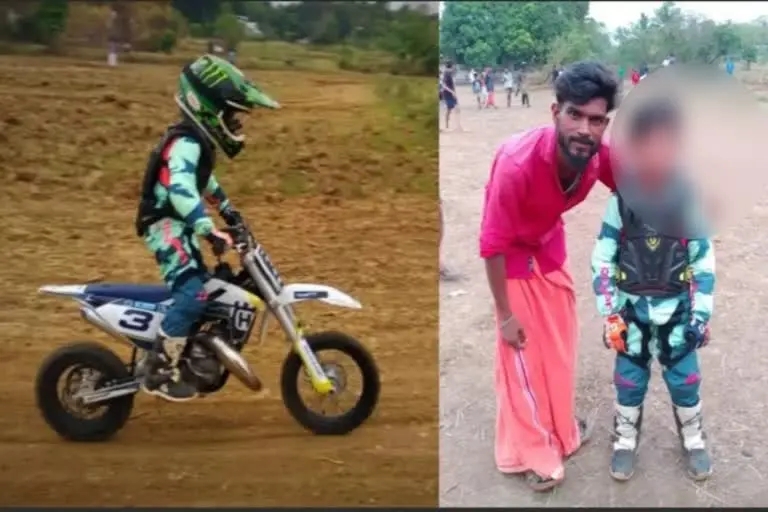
[38,284,88,299]
[38,284,147,350]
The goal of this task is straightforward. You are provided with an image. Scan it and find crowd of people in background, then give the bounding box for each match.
[438,51,738,133]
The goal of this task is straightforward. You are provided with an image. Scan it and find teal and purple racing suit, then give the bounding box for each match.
[591,193,715,408]
[135,123,237,338]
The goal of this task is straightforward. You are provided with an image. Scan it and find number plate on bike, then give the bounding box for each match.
[254,244,284,292]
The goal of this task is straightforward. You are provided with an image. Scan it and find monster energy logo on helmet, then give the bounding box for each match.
[175,54,280,159]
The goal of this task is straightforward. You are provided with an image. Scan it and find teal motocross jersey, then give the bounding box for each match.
[153,136,231,237]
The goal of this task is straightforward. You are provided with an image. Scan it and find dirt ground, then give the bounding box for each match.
[440,85,768,507]
[0,55,437,507]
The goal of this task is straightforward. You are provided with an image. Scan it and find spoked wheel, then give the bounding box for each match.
[280,331,380,435]
[36,342,135,442]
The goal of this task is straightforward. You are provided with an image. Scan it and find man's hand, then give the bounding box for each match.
[221,208,244,228]
[684,318,710,349]
[498,310,526,349]
[205,229,233,256]
[603,313,628,353]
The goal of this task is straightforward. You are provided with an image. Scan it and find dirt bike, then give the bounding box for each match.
[35,223,380,442]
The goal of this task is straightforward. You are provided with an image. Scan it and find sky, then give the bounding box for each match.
[439,2,768,29]
[589,1,768,31]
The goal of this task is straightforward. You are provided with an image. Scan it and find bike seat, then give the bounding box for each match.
[85,283,172,304]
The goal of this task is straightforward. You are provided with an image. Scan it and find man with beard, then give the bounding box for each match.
[479,61,618,491]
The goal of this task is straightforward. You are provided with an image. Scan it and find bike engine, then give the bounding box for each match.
[183,339,223,389]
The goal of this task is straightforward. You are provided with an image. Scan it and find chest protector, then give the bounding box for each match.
[615,195,690,298]
[134,122,216,237]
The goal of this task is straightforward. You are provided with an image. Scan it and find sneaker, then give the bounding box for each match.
[609,404,643,482]
[141,350,198,403]
[610,448,637,481]
[686,448,713,481]
[674,403,713,481]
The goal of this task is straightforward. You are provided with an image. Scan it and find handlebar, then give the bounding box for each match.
[221,224,254,256]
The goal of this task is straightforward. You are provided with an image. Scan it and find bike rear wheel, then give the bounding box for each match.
[36,341,135,442]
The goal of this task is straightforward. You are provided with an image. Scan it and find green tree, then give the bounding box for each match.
[214,2,244,50]
[742,44,758,69]
[440,1,589,68]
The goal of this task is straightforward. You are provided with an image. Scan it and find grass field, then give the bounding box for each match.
[0,38,399,74]
[0,52,438,507]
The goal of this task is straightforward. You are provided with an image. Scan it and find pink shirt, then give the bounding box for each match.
[479,125,616,279]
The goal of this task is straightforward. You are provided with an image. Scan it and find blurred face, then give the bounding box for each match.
[627,126,681,187]
[552,98,610,170]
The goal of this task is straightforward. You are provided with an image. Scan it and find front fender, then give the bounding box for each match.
[278,283,362,309]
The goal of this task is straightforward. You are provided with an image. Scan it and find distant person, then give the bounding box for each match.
[469,68,477,83]
[441,61,462,131]
[484,67,497,109]
[617,65,626,93]
[639,62,649,80]
[518,71,530,108]
[725,57,735,76]
[503,68,515,108]
[478,69,488,107]
[440,200,458,281]
[631,68,641,86]
[107,40,118,67]
[472,71,483,109]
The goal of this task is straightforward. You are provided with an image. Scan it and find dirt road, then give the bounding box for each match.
[439,86,768,507]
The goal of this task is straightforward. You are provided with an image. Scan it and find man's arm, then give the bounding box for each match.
[167,137,215,237]
[479,149,525,315]
[687,238,716,323]
[591,194,623,317]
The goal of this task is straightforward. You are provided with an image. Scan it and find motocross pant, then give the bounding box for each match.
[615,350,702,408]
[615,298,701,407]
[144,218,209,338]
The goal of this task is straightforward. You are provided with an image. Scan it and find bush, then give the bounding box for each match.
[62,3,112,47]
[131,3,187,53]
[214,3,244,51]
[62,1,186,53]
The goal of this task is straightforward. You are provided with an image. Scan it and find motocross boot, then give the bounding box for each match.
[610,403,643,481]
[141,330,198,402]
[674,402,712,481]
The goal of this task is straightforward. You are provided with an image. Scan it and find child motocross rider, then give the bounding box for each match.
[135,54,279,402]
[590,98,715,482]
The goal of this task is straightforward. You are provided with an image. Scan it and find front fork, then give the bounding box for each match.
[242,254,334,395]
[269,302,335,395]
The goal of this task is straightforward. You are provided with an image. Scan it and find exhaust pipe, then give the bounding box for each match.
[199,334,263,392]
[77,380,141,405]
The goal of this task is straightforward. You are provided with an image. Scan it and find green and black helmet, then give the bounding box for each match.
[175,54,280,158]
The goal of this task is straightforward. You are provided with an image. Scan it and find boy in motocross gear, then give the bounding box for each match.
[135,54,279,402]
[590,99,715,482]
